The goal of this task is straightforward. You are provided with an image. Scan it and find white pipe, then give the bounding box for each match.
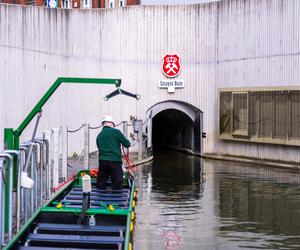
[0,159,5,247]
[0,153,13,242]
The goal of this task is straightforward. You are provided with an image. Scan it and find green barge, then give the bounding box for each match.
[1,77,140,250]
[4,170,137,250]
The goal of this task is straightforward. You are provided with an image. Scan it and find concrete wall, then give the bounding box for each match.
[1,0,300,162]
[216,0,300,162]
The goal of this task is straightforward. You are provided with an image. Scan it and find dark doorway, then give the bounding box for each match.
[146,100,202,156]
[152,109,195,153]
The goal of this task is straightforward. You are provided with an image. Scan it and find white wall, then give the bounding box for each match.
[0,0,300,162]
[215,0,300,162]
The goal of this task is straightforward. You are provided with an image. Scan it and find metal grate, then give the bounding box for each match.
[219,89,300,145]
[232,92,248,136]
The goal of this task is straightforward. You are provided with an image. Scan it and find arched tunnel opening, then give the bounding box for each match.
[151,108,201,154]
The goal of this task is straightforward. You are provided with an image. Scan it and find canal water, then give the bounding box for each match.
[134,150,300,250]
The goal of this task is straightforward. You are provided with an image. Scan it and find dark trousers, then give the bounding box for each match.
[97,160,123,190]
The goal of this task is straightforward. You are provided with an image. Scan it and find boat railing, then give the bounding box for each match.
[0,130,65,249]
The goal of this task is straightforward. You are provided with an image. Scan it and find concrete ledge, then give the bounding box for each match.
[203,154,300,171]
[155,145,199,156]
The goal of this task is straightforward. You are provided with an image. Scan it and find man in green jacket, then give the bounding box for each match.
[96,116,131,190]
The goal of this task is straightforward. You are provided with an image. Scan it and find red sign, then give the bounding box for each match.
[162,54,181,78]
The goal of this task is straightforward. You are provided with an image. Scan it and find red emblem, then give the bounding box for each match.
[162,54,181,78]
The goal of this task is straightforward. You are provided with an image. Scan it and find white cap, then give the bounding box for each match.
[101,115,115,126]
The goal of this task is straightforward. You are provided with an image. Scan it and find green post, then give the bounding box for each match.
[4,128,14,232]
[13,133,20,188]
[4,128,14,149]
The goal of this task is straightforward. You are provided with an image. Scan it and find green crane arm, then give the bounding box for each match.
[14,77,121,136]
[3,77,121,232]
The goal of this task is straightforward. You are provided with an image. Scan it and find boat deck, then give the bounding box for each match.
[5,175,136,250]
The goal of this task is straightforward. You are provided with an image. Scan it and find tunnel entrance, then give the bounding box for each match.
[146,101,203,156]
[152,109,193,152]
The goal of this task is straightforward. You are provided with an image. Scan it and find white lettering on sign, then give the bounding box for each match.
[159,79,184,93]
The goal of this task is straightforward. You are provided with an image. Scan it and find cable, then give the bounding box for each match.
[67,124,85,133]
[115,122,123,127]
[88,122,123,130]
[232,116,300,125]
[77,193,90,225]
[89,125,103,130]
[221,110,300,125]
[68,119,147,132]
[122,147,138,179]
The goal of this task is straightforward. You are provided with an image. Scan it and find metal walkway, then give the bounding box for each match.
[4,175,136,250]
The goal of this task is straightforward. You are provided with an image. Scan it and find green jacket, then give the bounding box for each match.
[96,126,131,162]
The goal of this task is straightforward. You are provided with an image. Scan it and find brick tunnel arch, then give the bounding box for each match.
[146,101,203,156]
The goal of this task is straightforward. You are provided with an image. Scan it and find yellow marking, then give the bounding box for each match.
[107,204,115,212]
[129,242,133,250]
[131,211,135,220]
[56,202,63,209]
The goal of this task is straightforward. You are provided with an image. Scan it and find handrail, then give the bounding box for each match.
[0,153,13,242]
[0,137,56,247]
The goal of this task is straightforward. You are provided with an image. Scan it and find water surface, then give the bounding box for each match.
[134,151,300,250]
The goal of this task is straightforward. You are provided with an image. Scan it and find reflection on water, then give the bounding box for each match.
[134,151,300,250]
[217,163,300,249]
